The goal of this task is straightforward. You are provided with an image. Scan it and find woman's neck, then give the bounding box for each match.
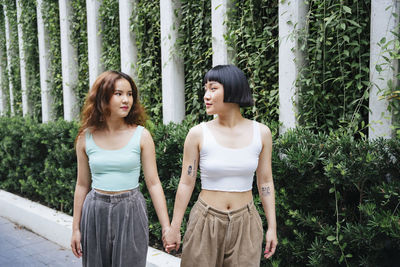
[215,106,244,128]
[104,117,127,133]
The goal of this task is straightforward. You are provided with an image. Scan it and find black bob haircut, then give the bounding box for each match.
[203,64,254,107]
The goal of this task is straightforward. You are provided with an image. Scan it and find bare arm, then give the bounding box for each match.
[140,129,170,232]
[256,124,278,259]
[71,133,91,258]
[165,126,201,251]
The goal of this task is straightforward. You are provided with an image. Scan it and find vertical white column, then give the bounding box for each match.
[211,0,232,66]
[369,0,398,139]
[3,6,14,115]
[17,0,31,117]
[278,0,308,134]
[87,0,104,88]
[59,0,79,121]
[160,0,185,124]
[119,0,138,81]
[37,0,54,122]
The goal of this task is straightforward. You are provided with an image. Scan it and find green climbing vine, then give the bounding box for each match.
[70,0,89,110]
[226,0,279,129]
[297,0,371,135]
[41,0,63,119]
[99,0,120,71]
[133,0,162,123]
[3,0,21,116]
[178,0,213,123]
[19,0,41,120]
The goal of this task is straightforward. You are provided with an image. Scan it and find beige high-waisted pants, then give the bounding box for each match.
[181,197,263,267]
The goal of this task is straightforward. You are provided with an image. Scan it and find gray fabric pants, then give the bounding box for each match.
[80,188,149,267]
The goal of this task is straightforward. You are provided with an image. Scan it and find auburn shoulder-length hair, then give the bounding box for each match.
[76,71,147,141]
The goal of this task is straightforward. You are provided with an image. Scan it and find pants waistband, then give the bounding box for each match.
[90,188,140,203]
[197,197,254,219]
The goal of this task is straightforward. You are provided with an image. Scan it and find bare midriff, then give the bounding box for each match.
[94,188,133,195]
[199,189,253,211]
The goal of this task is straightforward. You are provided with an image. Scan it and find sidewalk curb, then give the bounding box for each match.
[0,190,180,267]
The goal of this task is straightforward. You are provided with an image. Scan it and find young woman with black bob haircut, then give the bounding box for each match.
[70,70,173,266]
[164,64,278,266]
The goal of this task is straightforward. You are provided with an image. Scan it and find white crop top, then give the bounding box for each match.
[199,121,262,192]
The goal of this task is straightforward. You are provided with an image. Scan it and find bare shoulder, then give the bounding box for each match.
[75,130,87,152]
[256,122,272,142]
[140,126,154,146]
[186,124,203,143]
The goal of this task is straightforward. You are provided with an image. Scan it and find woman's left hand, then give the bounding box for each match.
[264,228,277,259]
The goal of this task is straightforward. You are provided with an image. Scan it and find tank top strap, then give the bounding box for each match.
[85,130,95,152]
[252,121,262,147]
[131,125,144,149]
[201,122,213,148]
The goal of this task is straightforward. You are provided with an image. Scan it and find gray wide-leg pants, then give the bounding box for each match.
[81,188,149,267]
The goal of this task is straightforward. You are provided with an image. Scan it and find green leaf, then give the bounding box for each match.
[327,235,336,241]
[343,6,352,14]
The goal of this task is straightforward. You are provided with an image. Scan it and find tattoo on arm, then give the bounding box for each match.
[261,186,271,197]
[187,165,192,176]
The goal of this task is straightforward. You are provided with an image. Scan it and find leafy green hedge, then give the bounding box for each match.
[1,116,399,266]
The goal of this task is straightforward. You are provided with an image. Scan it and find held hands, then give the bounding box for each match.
[162,225,181,253]
[71,230,83,258]
[264,228,278,259]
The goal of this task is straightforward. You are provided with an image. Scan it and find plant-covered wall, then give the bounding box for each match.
[133,0,162,123]
[99,0,120,71]
[178,0,213,123]
[19,0,41,120]
[70,0,89,110]
[298,0,371,135]
[41,0,63,119]
[3,0,21,116]
[0,4,10,115]
[227,0,279,129]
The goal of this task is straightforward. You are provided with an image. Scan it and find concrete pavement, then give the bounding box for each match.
[0,215,81,267]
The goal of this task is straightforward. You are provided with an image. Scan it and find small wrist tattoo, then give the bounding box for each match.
[261,186,271,196]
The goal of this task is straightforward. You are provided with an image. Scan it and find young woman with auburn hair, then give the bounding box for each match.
[70,71,173,266]
[164,65,278,266]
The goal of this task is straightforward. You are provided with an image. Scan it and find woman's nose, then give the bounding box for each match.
[204,91,210,100]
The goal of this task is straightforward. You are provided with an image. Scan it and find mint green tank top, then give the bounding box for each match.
[85,126,144,191]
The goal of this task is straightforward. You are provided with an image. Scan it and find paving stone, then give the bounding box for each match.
[0,216,81,267]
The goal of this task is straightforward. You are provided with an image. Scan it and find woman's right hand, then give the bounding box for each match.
[163,225,181,253]
[71,229,82,258]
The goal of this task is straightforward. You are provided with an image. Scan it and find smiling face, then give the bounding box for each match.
[204,81,225,115]
[108,78,133,119]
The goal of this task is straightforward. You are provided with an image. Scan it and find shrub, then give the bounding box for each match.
[0,117,399,266]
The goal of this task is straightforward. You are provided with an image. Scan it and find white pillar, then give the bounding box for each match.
[37,0,54,122]
[211,0,232,66]
[369,0,398,139]
[119,0,138,81]
[278,0,308,134]
[160,0,185,124]
[59,0,79,121]
[17,0,31,117]
[87,0,104,88]
[3,6,14,115]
